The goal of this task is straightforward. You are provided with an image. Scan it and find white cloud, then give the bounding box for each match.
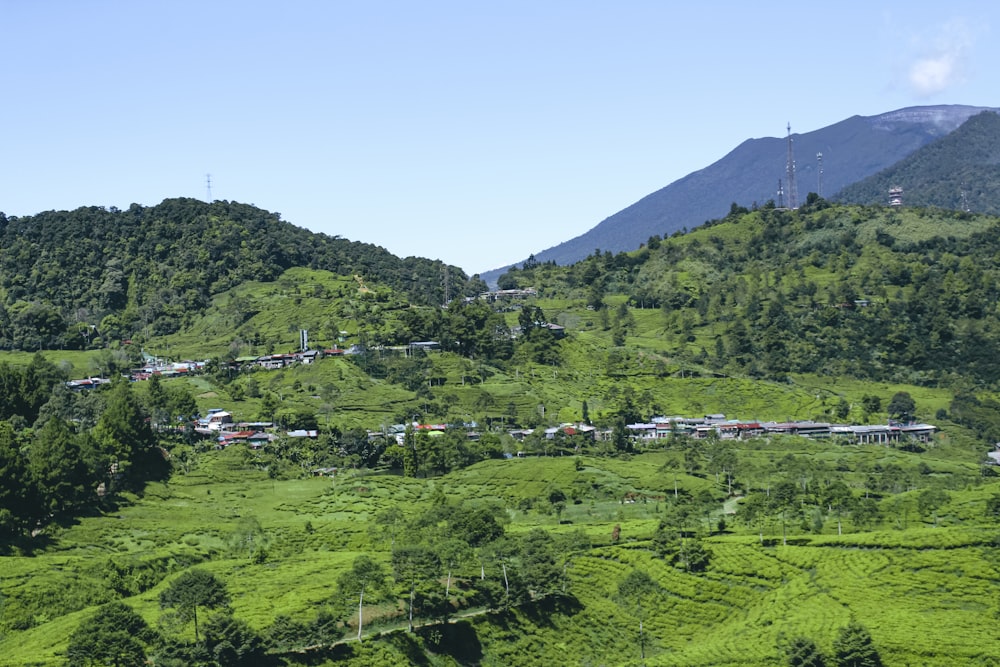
[906,18,975,98]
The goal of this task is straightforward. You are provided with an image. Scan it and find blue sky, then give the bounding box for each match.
[2,1,997,275]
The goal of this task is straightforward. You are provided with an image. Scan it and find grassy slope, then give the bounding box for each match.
[2,443,999,666]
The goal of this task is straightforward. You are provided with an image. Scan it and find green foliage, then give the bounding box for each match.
[66,602,156,667]
[887,391,916,422]
[159,569,231,642]
[784,636,827,667]
[0,200,480,349]
[831,622,882,667]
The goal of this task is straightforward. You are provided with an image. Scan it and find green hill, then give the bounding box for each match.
[0,198,483,350]
[5,201,1000,665]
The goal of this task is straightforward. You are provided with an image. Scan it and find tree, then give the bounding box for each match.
[831,622,882,667]
[612,418,632,454]
[860,394,881,422]
[821,480,855,536]
[785,636,827,667]
[28,416,91,515]
[677,536,712,572]
[437,537,473,599]
[738,491,770,544]
[201,613,269,666]
[985,493,1000,521]
[517,528,561,600]
[615,569,660,662]
[67,602,156,667]
[159,569,231,642]
[92,378,160,489]
[334,555,388,641]
[371,506,405,549]
[770,480,800,546]
[887,391,916,423]
[392,544,442,631]
[917,488,950,526]
[0,421,34,537]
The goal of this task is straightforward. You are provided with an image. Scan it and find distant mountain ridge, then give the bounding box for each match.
[481,104,1000,284]
[835,110,1000,211]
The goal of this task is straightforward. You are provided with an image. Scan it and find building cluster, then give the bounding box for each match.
[194,408,318,449]
[367,414,937,449]
[624,415,936,445]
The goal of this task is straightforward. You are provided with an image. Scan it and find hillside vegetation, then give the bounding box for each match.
[0,198,483,350]
[837,110,1000,213]
[4,200,1000,665]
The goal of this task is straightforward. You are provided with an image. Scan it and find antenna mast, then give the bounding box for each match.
[777,179,785,209]
[816,152,824,199]
[206,174,213,202]
[785,123,798,209]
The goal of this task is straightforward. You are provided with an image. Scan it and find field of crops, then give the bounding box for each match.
[3,440,1000,666]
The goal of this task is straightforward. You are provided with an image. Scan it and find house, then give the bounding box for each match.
[258,354,294,370]
[299,350,321,364]
[543,323,566,338]
[248,432,273,449]
[626,423,658,440]
[199,410,234,431]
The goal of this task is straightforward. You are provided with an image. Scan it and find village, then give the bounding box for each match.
[64,342,940,456]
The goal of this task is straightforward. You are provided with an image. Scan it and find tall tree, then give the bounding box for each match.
[334,555,388,641]
[392,544,441,631]
[28,416,90,514]
[615,569,660,662]
[0,421,33,537]
[159,569,231,642]
[92,378,160,489]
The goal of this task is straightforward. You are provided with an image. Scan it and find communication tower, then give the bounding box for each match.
[777,179,785,209]
[785,123,799,209]
[206,174,213,202]
[816,153,824,198]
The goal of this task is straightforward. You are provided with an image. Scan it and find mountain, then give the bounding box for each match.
[481,104,1000,284]
[0,198,482,350]
[834,110,1000,210]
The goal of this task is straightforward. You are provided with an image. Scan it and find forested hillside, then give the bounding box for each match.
[0,198,483,350]
[6,201,1000,666]
[835,110,1000,212]
[500,200,1000,388]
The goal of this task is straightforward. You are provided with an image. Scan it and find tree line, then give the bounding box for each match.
[0,356,174,542]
